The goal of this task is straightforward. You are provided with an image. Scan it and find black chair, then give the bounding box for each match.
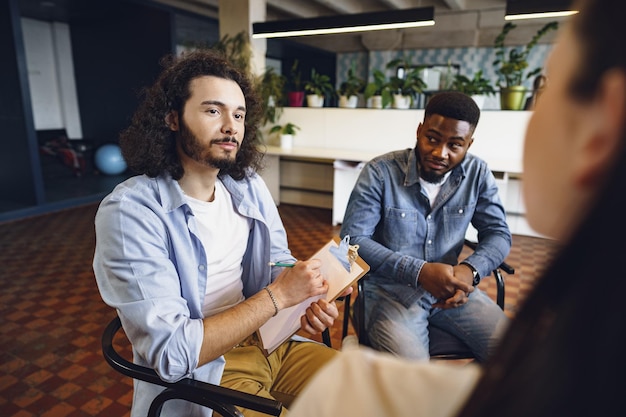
[101,316,283,417]
[337,239,515,360]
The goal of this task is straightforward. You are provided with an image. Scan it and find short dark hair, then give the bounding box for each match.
[119,49,263,181]
[424,91,480,129]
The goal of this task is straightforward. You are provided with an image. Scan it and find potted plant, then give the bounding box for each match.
[336,61,366,108]
[257,67,286,126]
[451,70,496,108]
[364,69,392,109]
[287,59,305,107]
[493,21,558,110]
[270,122,300,148]
[386,57,427,109]
[304,68,334,108]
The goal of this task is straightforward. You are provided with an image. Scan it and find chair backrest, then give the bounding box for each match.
[101,316,283,417]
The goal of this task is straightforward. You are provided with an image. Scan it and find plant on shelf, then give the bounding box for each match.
[336,61,366,108]
[257,67,286,126]
[493,21,558,109]
[452,70,496,96]
[287,59,305,107]
[364,69,392,109]
[304,68,334,107]
[451,70,497,109]
[270,122,300,148]
[386,57,427,109]
[270,122,301,136]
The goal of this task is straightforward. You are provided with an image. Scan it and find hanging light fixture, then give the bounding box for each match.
[505,0,578,20]
[252,7,435,39]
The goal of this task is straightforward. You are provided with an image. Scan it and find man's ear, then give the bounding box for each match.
[574,69,626,187]
[165,111,179,131]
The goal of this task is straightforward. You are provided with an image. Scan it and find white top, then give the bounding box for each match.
[289,344,482,417]
[185,179,248,317]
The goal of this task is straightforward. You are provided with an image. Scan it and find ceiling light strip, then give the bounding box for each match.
[252,6,434,39]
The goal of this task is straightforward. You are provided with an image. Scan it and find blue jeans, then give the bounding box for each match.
[363,284,508,362]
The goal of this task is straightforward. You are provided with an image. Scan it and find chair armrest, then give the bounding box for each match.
[102,317,282,417]
[463,239,515,275]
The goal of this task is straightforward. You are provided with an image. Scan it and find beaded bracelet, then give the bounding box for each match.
[264,286,279,316]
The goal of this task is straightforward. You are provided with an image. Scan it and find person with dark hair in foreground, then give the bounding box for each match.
[290,0,626,415]
[339,91,511,362]
[93,49,347,417]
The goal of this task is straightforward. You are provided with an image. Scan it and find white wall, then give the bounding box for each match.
[21,18,82,138]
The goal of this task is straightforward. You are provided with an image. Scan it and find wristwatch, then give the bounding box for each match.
[462,262,480,286]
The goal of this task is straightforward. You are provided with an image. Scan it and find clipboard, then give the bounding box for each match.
[257,235,369,355]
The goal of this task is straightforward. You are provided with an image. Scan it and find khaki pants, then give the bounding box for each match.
[220,337,337,416]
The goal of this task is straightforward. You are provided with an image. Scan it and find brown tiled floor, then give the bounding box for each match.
[0,203,560,416]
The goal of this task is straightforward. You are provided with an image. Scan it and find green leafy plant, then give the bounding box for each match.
[304,68,334,97]
[386,57,427,106]
[364,69,393,108]
[289,59,303,92]
[337,61,366,97]
[257,67,286,125]
[209,31,252,72]
[452,70,496,96]
[270,122,300,136]
[493,21,559,87]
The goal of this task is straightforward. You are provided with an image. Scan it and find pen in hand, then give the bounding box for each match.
[268,262,296,268]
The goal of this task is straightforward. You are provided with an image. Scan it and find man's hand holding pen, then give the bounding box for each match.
[267,259,353,335]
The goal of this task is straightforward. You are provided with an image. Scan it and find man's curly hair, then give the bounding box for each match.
[119,49,264,181]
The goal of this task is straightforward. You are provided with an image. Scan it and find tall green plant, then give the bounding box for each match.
[493,21,558,87]
[289,59,303,92]
[257,67,286,125]
[210,31,252,72]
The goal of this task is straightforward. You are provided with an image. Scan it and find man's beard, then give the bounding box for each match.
[178,120,238,171]
[420,169,445,184]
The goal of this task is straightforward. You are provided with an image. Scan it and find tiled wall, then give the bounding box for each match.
[336,43,553,110]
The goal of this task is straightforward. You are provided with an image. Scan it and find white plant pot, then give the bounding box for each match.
[368,95,383,109]
[280,134,294,149]
[471,94,487,109]
[338,95,358,108]
[306,94,324,108]
[392,94,411,109]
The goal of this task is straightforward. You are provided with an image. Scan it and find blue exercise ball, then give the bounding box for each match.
[95,144,127,175]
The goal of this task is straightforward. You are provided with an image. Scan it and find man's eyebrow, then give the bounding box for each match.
[200,100,246,112]
[425,128,467,142]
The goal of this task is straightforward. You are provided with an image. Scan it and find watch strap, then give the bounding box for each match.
[461,262,480,286]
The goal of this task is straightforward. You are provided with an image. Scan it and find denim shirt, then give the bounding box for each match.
[93,172,295,417]
[340,148,511,307]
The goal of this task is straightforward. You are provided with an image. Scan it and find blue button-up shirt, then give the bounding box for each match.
[340,148,511,307]
[93,172,295,417]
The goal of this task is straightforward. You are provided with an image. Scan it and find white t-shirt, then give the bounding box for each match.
[419,171,451,208]
[184,179,250,317]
